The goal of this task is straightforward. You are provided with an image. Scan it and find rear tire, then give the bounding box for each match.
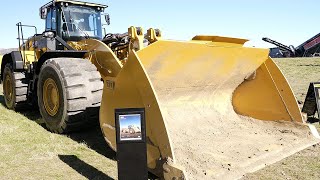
[37,58,103,133]
[2,64,28,110]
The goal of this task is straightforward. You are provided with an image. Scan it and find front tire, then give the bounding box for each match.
[37,58,103,133]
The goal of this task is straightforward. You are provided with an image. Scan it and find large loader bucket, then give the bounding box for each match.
[99,37,319,179]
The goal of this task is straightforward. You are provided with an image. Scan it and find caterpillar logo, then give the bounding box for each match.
[106,80,115,90]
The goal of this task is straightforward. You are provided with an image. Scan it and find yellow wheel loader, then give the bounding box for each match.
[0,0,319,179]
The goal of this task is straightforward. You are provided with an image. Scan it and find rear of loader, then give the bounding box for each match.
[94,34,320,179]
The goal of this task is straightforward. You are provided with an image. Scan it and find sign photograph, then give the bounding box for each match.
[119,114,142,141]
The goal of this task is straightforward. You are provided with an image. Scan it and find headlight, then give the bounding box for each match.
[43,31,55,38]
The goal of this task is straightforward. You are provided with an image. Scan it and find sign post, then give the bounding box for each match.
[115,108,148,180]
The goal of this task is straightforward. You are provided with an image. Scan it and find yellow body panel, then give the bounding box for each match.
[21,51,37,64]
[98,37,318,179]
[70,39,122,78]
[18,35,42,66]
[0,51,35,74]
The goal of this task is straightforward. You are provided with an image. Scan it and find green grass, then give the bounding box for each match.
[274,57,320,103]
[0,87,117,180]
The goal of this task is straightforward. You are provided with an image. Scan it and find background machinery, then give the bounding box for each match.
[262,37,297,57]
[296,32,320,57]
[0,0,319,179]
[263,34,320,58]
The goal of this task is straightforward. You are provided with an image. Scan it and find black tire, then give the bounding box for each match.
[37,58,103,133]
[2,63,28,110]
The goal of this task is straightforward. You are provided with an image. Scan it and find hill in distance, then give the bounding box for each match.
[0,48,18,55]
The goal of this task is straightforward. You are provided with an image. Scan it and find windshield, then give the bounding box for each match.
[61,5,102,40]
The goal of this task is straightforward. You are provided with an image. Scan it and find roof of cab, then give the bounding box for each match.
[42,0,107,9]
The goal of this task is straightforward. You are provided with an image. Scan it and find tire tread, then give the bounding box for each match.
[39,58,103,133]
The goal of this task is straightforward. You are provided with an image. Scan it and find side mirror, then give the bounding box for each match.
[105,14,110,25]
[40,8,48,19]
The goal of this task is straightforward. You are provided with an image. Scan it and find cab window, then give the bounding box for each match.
[46,8,52,30]
[52,8,56,30]
[46,8,56,31]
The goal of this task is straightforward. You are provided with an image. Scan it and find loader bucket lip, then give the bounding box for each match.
[192,35,248,45]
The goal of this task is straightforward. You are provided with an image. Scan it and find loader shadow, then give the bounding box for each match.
[59,155,113,180]
[0,94,44,124]
[68,126,116,160]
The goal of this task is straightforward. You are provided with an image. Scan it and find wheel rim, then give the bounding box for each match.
[43,78,60,116]
[4,74,14,105]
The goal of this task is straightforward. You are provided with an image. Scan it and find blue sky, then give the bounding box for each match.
[0,0,319,48]
[119,114,141,129]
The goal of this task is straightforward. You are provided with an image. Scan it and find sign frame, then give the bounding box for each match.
[115,108,148,180]
[115,108,146,144]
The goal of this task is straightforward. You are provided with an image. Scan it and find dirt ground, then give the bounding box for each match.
[242,143,320,180]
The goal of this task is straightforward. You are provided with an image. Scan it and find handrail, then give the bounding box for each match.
[16,22,38,66]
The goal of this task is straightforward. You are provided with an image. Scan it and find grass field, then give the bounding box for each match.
[274,57,320,103]
[0,87,117,179]
[0,57,320,179]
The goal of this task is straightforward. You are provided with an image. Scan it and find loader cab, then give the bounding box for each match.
[40,1,107,44]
